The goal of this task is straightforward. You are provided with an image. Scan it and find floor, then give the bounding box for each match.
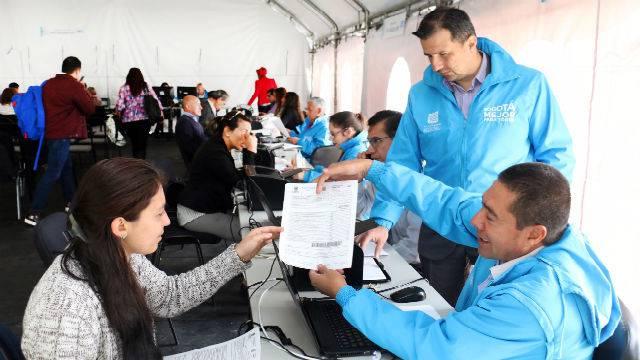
[0,134,251,356]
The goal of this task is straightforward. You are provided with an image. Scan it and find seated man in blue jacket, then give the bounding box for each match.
[287,96,331,159]
[310,159,620,360]
[175,95,207,166]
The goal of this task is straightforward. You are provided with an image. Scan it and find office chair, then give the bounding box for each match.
[33,212,71,267]
[310,145,343,168]
[0,323,24,360]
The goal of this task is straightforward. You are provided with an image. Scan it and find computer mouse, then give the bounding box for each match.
[390,286,426,303]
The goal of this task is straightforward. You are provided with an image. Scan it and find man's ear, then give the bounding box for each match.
[526,224,548,247]
[466,35,478,51]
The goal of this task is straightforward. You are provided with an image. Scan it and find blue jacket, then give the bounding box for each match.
[303,130,368,182]
[335,161,620,360]
[372,37,575,229]
[295,115,331,159]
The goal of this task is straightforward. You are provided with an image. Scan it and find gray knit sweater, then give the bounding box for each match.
[21,245,249,359]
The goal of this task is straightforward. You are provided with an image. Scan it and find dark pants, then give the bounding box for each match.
[122,119,151,159]
[31,139,75,213]
[418,224,478,307]
[258,104,271,114]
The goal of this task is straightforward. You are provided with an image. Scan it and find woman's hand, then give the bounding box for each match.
[234,226,283,262]
[244,132,258,153]
[288,137,299,145]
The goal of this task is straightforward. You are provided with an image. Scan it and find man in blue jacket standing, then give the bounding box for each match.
[360,8,575,306]
[310,159,620,360]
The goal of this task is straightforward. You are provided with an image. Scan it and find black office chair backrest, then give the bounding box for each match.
[0,323,24,360]
[310,145,343,168]
[164,181,185,213]
[33,212,71,267]
[593,298,634,360]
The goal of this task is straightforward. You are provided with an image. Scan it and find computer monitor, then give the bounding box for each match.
[152,86,172,97]
[176,86,197,99]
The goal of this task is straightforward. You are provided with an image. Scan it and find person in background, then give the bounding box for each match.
[115,68,163,159]
[196,82,207,99]
[287,96,331,160]
[175,95,206,167]
[24,56,95,226]
[311,160,619,360]
[278,92,304,134]
[265,88,276,114]
[177,110,257,242]
[87,87,102,107]
[357,110,421,264]
[247,67,277,113]
[272,87,287,116]
[360,7,575,306]
[8,82,19,93]
[302,111,367,183]
[21,157,282,359]
[200,89,229,128]
[0,87,17,115]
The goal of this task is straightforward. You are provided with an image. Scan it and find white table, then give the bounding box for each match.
[238,203,453,359]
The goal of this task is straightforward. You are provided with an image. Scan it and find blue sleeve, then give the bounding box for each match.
[298,122,329,157]
[303,165,324,182]
[528,75,575,182]
[370,96,423,228]
[366,161,479,248]
[337,286,547,360]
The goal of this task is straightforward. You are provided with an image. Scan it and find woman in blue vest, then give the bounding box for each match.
[302,111,368,183]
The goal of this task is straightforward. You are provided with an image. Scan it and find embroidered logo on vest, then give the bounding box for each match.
[425,111,441,133]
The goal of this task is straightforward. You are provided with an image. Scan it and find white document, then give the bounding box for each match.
[282,142,302,151]
[363,257,386,281]
[164,327,260,360]
[279,181,358,269]
[363,242,389,257]
[260,116,289,137]
[295,151,312,170]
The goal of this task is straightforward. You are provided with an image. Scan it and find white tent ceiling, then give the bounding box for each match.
[266,0,441,46]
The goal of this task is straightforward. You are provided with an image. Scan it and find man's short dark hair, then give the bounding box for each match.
[368,110,402,138]
[498,163,571,245]
[61,56,81,74]
[413,7,476,42]
[8,82,19,89]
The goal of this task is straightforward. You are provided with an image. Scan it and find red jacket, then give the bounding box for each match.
[43,74,95,139]
[248,67,277,106]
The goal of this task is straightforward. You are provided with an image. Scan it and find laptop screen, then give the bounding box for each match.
[246,176,280,226]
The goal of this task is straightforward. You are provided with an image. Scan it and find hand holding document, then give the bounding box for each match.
[279,181,357,269]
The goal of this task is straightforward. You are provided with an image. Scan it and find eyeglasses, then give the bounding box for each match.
[329,128,346,139]
[367,136,391,148]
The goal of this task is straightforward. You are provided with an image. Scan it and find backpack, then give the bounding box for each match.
[143,88,162,124]
[13,82,46,170]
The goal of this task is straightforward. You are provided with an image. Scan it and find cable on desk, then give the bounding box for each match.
[248,256,278,299]
[258,280,325,360]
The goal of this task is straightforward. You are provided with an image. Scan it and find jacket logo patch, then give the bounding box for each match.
[483,102,517,123]
[425,112,441,132]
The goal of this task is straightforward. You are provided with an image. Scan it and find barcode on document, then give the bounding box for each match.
[311,241,340,248]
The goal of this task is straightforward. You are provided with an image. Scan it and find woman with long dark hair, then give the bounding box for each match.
[115,68,163,159]
[278,92,304,134]
[21,158,281,359]
[272,87,287,116]
[178,110,257,240]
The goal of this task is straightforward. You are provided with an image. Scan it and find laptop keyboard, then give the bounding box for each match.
[317,300,377,351]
